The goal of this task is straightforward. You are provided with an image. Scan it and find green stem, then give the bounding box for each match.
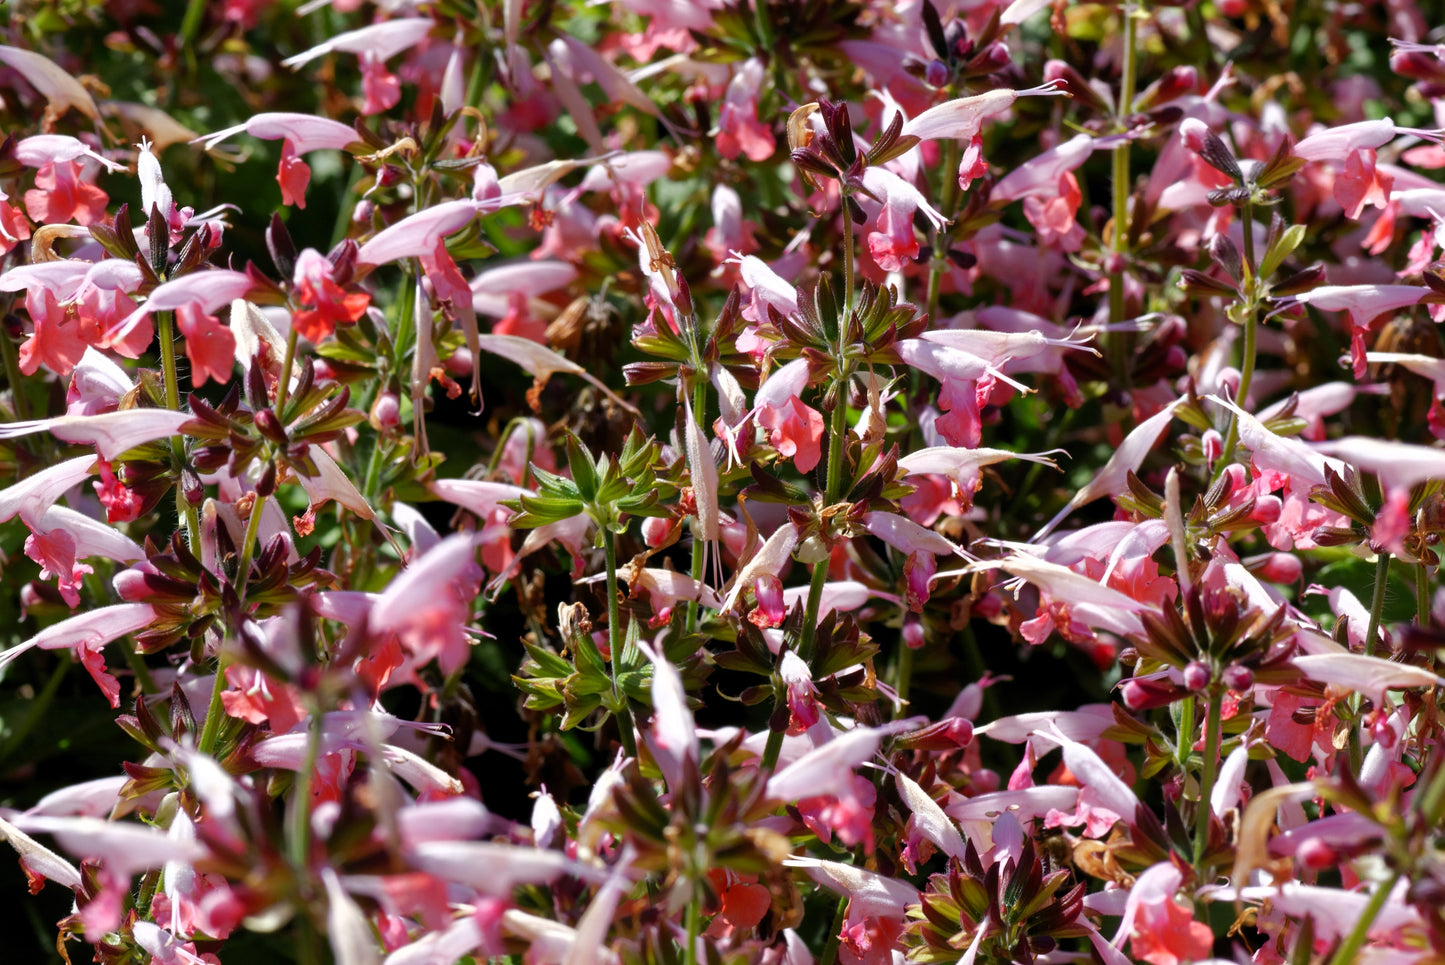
[604,534,639,759]
[1107,1,1139,378]
[157,309,201,548]
[817,893,850,965]
[195,654,230,758]
[1192,687,1222,869]
[926,135,962,322]
[275,327,300,416]
[0,658,67,766]
[1,322,28,421]
[841,206,855,323]
[894,641,914,719]
[289,703,323,870]
[178,0,206,47]
[196,495,268,758]
[1176,688,1196,770]
[1213,198,1259,479]
[683,887,701,965]
[1364,551,1390,658]
[686,377,708,635]
[1326,870,1402,965]
[1417,560,1431,628]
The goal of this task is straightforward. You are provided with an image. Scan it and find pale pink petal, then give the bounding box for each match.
[0,45,99,120]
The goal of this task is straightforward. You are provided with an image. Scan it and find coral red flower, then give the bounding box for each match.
[276,138,311,208]
[175,302,236,388]
[757,394,824,473]
[24,161,108,225]
[292,248,370,342]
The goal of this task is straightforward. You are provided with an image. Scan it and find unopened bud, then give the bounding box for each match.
[369,391,400,431]
[254,407,288,445]
[1222,664,1254,692]
[1297,837,1336,871]
[903,616,926,650]
[181,468,205,506]
[1255,551,1302,584]
[1202,428,1223,467]
[794,535,830,565]
[925,59,949,88]
[1179,118,1243,182]
[1122,677,1185,710]
[1183,660,1212,692]
[1250,494,1283,525]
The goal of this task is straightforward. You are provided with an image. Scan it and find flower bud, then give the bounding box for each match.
[794,535,830,564]
[1179,118,1243,182]
[369,391,400,431]
[1121,676,1186,710]
[1297,837,1336,871]
[1254,551,1302,584]
[641,515,673,548]
[254,407,288,445]
[903,615,926,650]
[1250,494,1283,525]
[1183,660,1212,692]
[1201,428,1223,468]
[925,60,949,88]
[1222,664,1254,692]
[181,467,205,506]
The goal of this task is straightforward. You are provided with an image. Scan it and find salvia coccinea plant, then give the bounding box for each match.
[6,2,1445,965]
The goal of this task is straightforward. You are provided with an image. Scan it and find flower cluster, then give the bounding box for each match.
[3,3,1445,965]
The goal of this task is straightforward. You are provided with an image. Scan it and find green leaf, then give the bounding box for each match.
[1260,223,1305,279]
[565,434,600,502]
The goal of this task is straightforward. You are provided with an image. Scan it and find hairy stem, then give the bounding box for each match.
[157,309,201,548]
[275,326,300,415]
[1,322,28,421]
[604,533,639,759]
[1192,686,1223,869]
[1326,870,1402,965]
[1107,1,1139,378]
[894,641,914,719]
[1418,559,1431,628]
[686,376,709,634]
[926,135,961,323]
[178,0,206,47]
[1364,551,1390,658]
[683,885,701,965]
[289,703,324,870]
[1213,199,1259,478]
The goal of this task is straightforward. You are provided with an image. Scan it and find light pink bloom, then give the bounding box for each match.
[1111,863,1213,965]
[899,83,1064,142]
[280,18,434,70]
[0,408,189,460]
[368,533,481,675]
[1293,284,1429,376]
[195,113,361,210]
[859,167,947,272]
[716,59,774,161]
[0,45,100,120]
[0,454,93,528]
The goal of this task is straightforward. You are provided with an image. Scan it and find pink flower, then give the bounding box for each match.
[0,200,31,253]
[716,59,775,162]
[361,52,402,115]
[175,302,236,387]
[276,138,310,208]
[18,287,86,377]
[859,167,947,272]
[758,394,824,473]
[1120,863,1214,965]
[292,248,370,343]
[24,160,108,225]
